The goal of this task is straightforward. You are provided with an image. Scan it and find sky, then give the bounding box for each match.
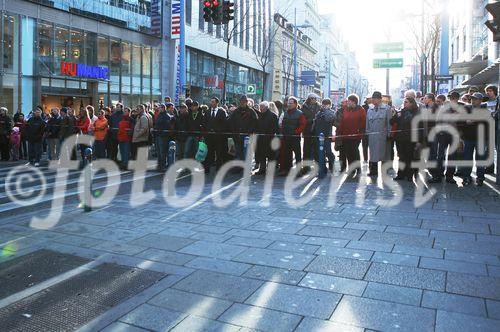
[318,0,420,95]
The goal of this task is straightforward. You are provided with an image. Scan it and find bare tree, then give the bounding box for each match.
[252,20,279,100]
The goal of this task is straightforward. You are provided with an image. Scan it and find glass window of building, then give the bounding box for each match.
[54,25,69,75]
[84,32,97,67]
[132,44,142,95]
[110,39,121,85]
[3,14,19,73]
[122,42,132,96]
[38,22,53,76]
[142,46,152,99]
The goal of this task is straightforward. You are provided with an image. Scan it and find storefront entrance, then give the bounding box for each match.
[41,95,92,114]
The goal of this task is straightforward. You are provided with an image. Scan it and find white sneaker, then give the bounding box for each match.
[25,162,31,166]
[34,162,40,167]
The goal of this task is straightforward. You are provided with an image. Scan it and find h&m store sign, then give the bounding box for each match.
[61,61,110,80]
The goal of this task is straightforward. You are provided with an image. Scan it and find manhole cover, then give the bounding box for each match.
[0,263,165,331]
[0,249,90,299]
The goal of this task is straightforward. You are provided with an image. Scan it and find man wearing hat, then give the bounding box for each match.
[461,92,488,186]
[365,91,392,177]
[229,95,258,169]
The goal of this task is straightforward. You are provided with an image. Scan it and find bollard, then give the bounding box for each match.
[318,133,326,178]
[83,147,93,212]
[168,141,176,169]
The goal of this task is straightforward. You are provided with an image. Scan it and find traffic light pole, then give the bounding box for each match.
[293,8,298,97]
[180,0,186,100]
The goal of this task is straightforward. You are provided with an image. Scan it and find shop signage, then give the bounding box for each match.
[171,0,181,39]
[374,42,404,53]
[60,61,109,80]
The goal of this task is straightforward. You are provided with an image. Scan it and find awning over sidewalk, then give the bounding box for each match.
[462,58,500,86]
[449,59,488,76]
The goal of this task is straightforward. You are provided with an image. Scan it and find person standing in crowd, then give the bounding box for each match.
[154,103,177,171]
[430,91,461,184]
[46,107,61,161]
[361,97,371,163]
[176,103,189,160]
[366,91,392,177]
[0,107,13,161]
[14,112,27,160]
[184,101,205,159]
[334,99,347,172]
[204,97,228,174]
[336,94,366,177]
[58,107,75,160]
[13,108,23,123]
[255,101,279,175]
[131,104,150,160]
[279,97,306,176]
[86,105,98,136]
[312,98,336,174]
[301,94,321,169]
[436,94,446,107]
[92,110,109,159]
[108,103,124,162]
[76,107,91,167]
[422,93,439,179]
[117,108,134,170]
[230,95,258,165]
[26,108,46,167]
[461,92,489,186]
[484,85,499,174]
[391,97,422,181]
[10,127,20,161]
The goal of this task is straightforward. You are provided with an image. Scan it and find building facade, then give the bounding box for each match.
[449,0,499,90]
[270,13,318,101]
[0,0,162,115]
[162,0,272,104]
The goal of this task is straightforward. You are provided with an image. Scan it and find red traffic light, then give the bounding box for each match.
[204,1,211,7]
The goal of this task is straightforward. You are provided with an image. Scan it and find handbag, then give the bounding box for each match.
[195,140,208,162]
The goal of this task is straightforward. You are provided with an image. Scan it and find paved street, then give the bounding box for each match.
[1,162,500,331]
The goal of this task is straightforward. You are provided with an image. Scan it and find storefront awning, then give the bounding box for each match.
[449,59,488,75]
[461,58,500,86]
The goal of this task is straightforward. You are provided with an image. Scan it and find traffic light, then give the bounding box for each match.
[211,1,223,25]
[203,1,212,22]
[222,1,235,24]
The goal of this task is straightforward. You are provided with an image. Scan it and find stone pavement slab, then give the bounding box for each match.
[363,282,422,306]
[179,241,247,260]
[245,282,341,319]
[371,252,419,267]
[218,303,302,332]
[148,288,233,319]
[294,318,364,332]
[315,245,373,261]
[233,248,314,270]
[298,226,365,240]
[185,257,252,275]
[130,234,194,251]
[330,295,435,332]
[135,248,196,265]
[299,273,367,296]
[446,272,500,300]
[305,255,371,279]
[364,263,446,291]
[242,266,306,285]
[172,270,263,302]
[420,257,488,276]
[422,290,486,317]
[170,315,241,332]
[435,310,499,332]
[101,322,149,332]
[119,304,187,331]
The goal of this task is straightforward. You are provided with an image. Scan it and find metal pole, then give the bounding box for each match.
[328,51,331,99]
[420,0,424,93]
[180,0,186,101]
[293,8,298,97]
[346,56,350,96]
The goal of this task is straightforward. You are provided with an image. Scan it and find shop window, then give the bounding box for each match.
[84,32,97,67]
[132,44,142,93]
[97,36,109,68]
[152,47,161,95]
[122,42,132,95]
[54,26,70,75]
[70,29,84,63]
[38,22,53,75]
[110,39,121,84]
[21,16,35,76]
[3,14,19,73]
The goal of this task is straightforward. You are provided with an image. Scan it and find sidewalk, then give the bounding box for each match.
[0,171,499,331]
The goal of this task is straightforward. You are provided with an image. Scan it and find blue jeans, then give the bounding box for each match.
[184,136,198,159]
[463,140,486,181]
[28,141,42,163]
[156,136,169,169]
[435,133,456,180]
[119,142,131,168]
[94,140,107,159]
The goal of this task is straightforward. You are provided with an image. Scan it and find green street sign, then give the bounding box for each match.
[374,42,404,53]
[373,58,404,69]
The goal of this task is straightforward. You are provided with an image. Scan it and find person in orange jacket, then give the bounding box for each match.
[92,109,109,159]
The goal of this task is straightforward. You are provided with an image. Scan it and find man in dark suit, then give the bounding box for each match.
[204,97,228,174]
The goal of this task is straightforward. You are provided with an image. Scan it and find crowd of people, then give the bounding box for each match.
[0,85,498,186]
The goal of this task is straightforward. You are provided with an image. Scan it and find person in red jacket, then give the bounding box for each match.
[117,108,134,170]
[336,94,366,177]
[76,108,91,166]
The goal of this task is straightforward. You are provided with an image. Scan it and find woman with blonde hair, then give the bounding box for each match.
[268,102,279,118]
